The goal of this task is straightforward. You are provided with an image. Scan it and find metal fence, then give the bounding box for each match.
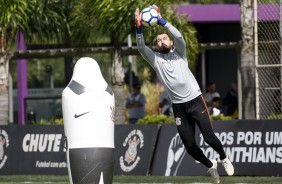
[255,1,282,119]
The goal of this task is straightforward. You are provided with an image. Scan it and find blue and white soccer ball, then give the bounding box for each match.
[141,7,158,27]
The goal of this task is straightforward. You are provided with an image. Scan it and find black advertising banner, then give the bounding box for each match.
[0,125,67,175]
[1,121,282,176]
[150,120,282,176]
[0,124,161,176]
[114,124,159,176]
[212,120,282,176]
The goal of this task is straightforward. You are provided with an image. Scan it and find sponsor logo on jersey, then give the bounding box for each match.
[74,111,91,118]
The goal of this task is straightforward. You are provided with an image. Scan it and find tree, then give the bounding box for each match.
[69,0,199,124]
[240,0,255,119]
[0,0,67,125]
[0,0,32,125]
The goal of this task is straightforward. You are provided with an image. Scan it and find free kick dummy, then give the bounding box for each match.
[62,57,115,184]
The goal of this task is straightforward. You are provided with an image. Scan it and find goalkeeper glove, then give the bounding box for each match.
[150,4,167,26]
[135,8,142,34]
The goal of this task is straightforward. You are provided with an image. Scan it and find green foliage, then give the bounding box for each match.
[0,0,32,37]
[136,114,235,125]
[37,119,52,125]
[53,118,64,125]
[26,0,67,43]
[68,0,199,68]
[137,115,174,124]
[27,120,36,125]
[267,113,282,120]
[35,118,64,125]
[1,0,67,45]
[211,114,233,120]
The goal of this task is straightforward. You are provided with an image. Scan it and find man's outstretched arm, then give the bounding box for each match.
[151,5,186,58]
[135,8,156,66]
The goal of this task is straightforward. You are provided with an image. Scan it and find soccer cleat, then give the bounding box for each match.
[207,159,220,184]
[221,158,234,176]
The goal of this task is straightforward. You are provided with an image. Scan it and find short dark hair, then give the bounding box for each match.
[154,30,173,44]
[157,30,169,36]
[133,83,141,89]
[207,81,215,86]
[213,97,221,102]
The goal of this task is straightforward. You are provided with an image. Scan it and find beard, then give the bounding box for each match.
[159,44,172,54]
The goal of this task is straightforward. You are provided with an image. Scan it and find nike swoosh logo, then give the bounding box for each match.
[201,109,207,114]
[74,111,91,118]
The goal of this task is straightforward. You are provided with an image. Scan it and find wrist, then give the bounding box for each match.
[158,18,167,26]
[136,27,142,34]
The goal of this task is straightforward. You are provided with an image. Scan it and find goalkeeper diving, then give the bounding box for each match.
[135,4,234,183]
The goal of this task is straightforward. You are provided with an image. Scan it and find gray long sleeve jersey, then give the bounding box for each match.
[136,22,202,104]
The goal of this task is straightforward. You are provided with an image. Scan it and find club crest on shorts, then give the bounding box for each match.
[175,117,181,126]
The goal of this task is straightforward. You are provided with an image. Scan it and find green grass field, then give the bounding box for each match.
[0,175,282,184]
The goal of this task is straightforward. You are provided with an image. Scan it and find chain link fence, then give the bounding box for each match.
[255,1,282,119]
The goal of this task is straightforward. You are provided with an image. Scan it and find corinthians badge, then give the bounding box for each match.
[120,129,144,172]
[0,129,9,169]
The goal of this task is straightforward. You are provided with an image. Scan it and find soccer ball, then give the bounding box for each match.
[141,7,158,27]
